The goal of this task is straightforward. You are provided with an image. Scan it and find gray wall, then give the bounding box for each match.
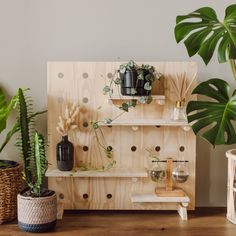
[0,0,235,206]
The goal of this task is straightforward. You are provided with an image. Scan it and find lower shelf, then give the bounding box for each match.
[131,193,190,203]
[46,168,148,178]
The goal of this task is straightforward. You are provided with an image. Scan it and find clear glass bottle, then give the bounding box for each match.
[172,161,189,183]
[173,100,187,121]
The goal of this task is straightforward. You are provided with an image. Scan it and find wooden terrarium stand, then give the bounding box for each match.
[46,62,197,220]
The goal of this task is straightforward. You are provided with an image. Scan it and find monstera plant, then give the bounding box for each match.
[175,4,236,146]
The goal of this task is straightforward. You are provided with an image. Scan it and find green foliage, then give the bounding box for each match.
[18,88,32,182]
[103,60,162,103]
[0,87,18,136]
[175,4,236,65]
[32,132,47,196]
[187,79,236,146]
[175,4,236,147]
[1,88,47,196]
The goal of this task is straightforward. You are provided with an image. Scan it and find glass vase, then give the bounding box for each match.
[172,100,187,121]
[56,135,74,171]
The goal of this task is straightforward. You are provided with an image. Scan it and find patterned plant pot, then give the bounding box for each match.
[17,191,57,233]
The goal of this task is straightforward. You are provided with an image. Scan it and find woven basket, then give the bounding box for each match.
[0,160,23,224]
[17,191,57,233]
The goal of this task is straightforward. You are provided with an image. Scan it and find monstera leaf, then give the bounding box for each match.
[187,79,236,146]
[175,4,236,64]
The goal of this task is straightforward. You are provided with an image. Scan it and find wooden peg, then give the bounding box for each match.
[165,158,173,191]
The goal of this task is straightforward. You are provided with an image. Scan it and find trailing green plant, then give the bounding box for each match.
[103,60,162,111]
[175,4,236,146]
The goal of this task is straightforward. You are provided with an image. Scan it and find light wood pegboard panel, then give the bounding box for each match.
[47,62,197,210]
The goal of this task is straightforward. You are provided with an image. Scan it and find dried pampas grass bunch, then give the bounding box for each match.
[56,103,80,136]
[169,72,197,103]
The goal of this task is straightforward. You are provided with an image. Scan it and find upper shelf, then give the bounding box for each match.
[46,168,148,178]
[108,95,165,100]
[99,119,189,127]
[108,95,165,105]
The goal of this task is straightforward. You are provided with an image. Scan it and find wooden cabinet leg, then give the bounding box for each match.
[57,202,64,220]
[177,202,188,221]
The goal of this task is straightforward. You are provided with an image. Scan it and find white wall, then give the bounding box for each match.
[0,0,235,206]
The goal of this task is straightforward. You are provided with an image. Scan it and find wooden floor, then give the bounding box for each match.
[0,208,235,236]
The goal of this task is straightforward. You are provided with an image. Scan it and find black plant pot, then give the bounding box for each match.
[120,69,151,96]
[56,135,74,171]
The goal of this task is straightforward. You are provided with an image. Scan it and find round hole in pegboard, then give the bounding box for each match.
[58,72,64,79]
[155,146,161,152]
[83,121,89,128]
[179,146,185,152]
[107,125,112,128]
[107,72,113,79]
[83,193,89,199]
[107,146,112,151]
[82,97,89,103]
[59,193,64,199]
[131,146,137,152]
[83,146,89,152]
[156,125,161,128]
[107,193,112,199]
[82,72,89,79]
[57,97,64,103]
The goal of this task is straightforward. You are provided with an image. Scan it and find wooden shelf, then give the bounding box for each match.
[108,95,165,105]
[46,168,148,178]
[100,119,189,127]
[131,193,190,203]
[108,95,165,100]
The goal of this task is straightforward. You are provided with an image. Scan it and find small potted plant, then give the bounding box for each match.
[119,60,160,96]
[3,88,57,233]
[56,103,79,171]
[103,60,162,100]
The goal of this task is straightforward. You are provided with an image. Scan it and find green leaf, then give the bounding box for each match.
[175,4,236,64]
[144,82,152,91]
[187,78,236,146]
[104,118,112,124]
[130,88,137,95]
[120,102,129,112]
[92,122,99,129]
[103,85,110,94]
[0,88,18,134]
[146,95,153,104]
[138,96,146,104]
[114,78,121,85]
[33,131,47,196]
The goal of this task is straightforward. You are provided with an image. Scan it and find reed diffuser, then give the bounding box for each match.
[169,72,196,121]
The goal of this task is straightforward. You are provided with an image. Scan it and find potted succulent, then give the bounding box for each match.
[56,103,79,171]
[1,88,56,232]
[174,4,236,222]
[0,87,23,224]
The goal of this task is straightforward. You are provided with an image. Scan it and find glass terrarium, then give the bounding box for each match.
[150,161,166,183]
[172,161,189,183]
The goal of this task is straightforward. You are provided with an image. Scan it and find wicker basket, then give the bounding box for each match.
[17,191,57,233]
[0,160,23,224]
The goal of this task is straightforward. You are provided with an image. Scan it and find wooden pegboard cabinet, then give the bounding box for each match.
[47,62,197,213]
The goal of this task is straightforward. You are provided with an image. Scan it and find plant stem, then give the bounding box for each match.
[230,59,236,81]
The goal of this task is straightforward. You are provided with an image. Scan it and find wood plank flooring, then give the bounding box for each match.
[0,208,235,236]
